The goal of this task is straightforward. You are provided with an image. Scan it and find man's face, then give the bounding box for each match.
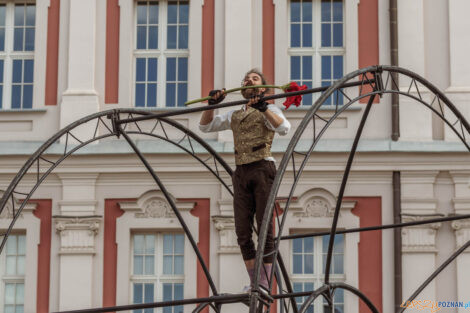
[241,72,266,99]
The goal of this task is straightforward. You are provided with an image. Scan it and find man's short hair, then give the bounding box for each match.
[243,68,271,94]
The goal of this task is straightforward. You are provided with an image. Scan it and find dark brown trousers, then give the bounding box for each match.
[233,159,276,263]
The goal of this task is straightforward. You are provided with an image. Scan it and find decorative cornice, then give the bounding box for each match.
[451,220,470,251]
[212,215,239,254]
[55,216,102,254]
[0,195,37,219]
[401,215,441,253]
[401,198,438,214]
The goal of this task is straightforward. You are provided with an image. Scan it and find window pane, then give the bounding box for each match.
[144,284,154,302]
[147,58,157,82]
[293,254,302,274]
[5,306,14,313]
[177,83,187,107]
[290,23,300,47]
[293,238,302,253]
[137,4,147,25]
[322,56,332,80]
[302,24,312,47]
[163,234,173,253]
[335,288,344,302]
[17,255,26,275]
[179,2,189,23]
[6,256,16,274]
[0,28,5,51]
[5,284,15,304]
[26,5,35,26]
[12,85,21,109]
[24,60,33,83]
[167,26,177,49]
[133,283,143,303]
[134,255,143,275]
[0,59,3,83]
[304,237,313,253]
[13,60,22,83]
[302,1,312,22]
[135,84,146,107]
[134,235,145,254]
[174,234,184,253]
[25,28,34,51]
[302,56,312,80]
[321,0,331,22]
[174,284,183,299]
[334,254,344,274]
[166,82,176,107]
[168,2,178,23]
[148,3,158,24]
[148,26,158,49]
[333,23,343,47]
[166,58,176,81]
[16,284,24,304]
[145,235,155,254]
[290,56,301,80]
[163,284,172,301]
[6,235,17,254]
[163,255,173,274]
[14,6,24,27]
[178,25,188,49]
[304,254,313,273]
[333,0,343,21]
[174,255,184,274]
[0,86,3,109]
[0,5,5,26]
[322,81,331,105]
[136,58,146,82]
[23,85,32,109]
[321,23,331,47]
[178,58,187,81]
[147,83,157,107]
[333,234,344,253]
[136,26,147,49]
[322,235,330,253]
[13,28,24,51]
[302,81,313,105]
[144,255,155,275]
[291,1,300,22]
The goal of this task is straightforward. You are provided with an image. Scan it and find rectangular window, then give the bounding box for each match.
[289,0,344,106]
[1,234,26,313]
[134,0,189,108]
[131,233,184,313]
[0,2,35,110]
[291,234,344,313]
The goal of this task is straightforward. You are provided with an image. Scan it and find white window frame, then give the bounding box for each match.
[0,233,26,313]
[287,0,345,105]
[0,1,35,110]
[130,232,185,311]
[290,234,346,313]
[133,0,190,108]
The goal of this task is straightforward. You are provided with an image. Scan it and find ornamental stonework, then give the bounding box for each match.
[136,198,175,218]
[294,198,334,218]
[55,217,101,254]
[451,220,470,251]
[212,216,239,253]
[401,216,441,253]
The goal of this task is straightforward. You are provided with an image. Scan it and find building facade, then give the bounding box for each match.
[0,0,470,312]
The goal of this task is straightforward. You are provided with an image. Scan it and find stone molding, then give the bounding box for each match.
[401,215,441,253]
[55,216,102,255]
[212,215,239,254]
[0,194,37,219]
[451,220,470,251]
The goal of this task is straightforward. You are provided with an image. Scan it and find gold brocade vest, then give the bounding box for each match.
[231,107,275,165]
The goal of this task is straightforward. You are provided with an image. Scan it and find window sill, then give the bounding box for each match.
[0,108,47,114]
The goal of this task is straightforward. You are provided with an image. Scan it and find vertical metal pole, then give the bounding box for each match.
[393,171,402,311]
[390,0,400,141]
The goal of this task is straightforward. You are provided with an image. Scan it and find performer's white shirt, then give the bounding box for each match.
[199,104,291,162]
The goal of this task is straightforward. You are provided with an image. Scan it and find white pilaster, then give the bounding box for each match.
[397,0,432,141]
[57,173,99,215]
[59,0,99,138]
[401,171,438,215]
[55,216,101,311]
[451,220,470,312]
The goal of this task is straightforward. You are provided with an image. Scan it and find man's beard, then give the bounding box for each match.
[241,86,261,99]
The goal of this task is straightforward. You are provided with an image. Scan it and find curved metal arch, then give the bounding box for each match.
[251,65,470,313]
[0,108,237,297]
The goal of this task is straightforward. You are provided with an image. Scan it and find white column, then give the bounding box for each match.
[451,220,470,313]
[59,0,99,139]
[444,0,470,141]
[57,173,98,215]
[212,215,247,313]
[55,217,101,311]
[397,0,432,141]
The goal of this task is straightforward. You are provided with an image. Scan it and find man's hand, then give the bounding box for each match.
[247,95,268,112]
[208,89,226,105]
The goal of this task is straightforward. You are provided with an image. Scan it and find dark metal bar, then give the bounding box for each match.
[393,171,402,313]
[398,239,470,313]
[54,293,250,313]
[117,124,219,296]
[330,283,380,313]
[324,94,375,284]
[116,80,373,125]
[298,285,329,313]
[280,213,470,240]
[276,252,299,313]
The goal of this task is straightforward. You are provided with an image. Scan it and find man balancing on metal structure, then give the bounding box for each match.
[199,69,291,293]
